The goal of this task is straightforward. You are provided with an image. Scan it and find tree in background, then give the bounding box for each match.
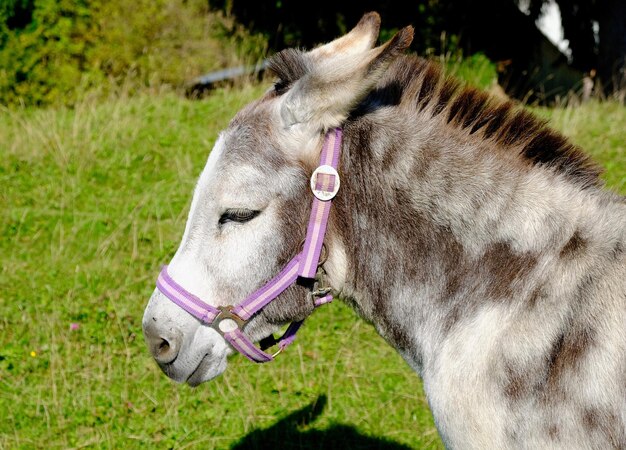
[0,0,266,106]
[1,0,622,105]
[0,0,99,105]
[212,0,625,102]
[525,0,626,97]
[597,0,626,96]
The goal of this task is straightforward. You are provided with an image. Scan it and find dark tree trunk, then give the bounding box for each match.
[597,0,626,97]
[555,0,597,73]
[453,0,585,103]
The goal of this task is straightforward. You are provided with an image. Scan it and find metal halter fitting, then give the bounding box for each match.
[155,128,342,363]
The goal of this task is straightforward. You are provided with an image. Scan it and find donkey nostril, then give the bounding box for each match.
[157,338,170,355]
[143,318,182,364]
[154,337,178,364]
[146,334,180,364]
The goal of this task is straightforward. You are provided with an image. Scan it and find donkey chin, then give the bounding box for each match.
[142,289,231,387]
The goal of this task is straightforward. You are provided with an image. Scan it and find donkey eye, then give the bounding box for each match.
[219,208,260,225]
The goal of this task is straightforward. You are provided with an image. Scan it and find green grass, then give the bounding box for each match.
[1,85,624,449]
[532,101,626,193]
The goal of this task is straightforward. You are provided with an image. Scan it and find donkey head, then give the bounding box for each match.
[142,12,413,386]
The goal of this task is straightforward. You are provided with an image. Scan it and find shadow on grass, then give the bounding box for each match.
[231,395,413,450]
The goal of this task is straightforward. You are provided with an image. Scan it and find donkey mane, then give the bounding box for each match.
[267,49,603,189]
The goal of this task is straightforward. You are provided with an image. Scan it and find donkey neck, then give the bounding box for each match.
[327,106,611,374]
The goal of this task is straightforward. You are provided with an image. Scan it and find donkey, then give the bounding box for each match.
[142,12,626,449]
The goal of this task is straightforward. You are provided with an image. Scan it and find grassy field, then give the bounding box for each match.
[1,83,624,449]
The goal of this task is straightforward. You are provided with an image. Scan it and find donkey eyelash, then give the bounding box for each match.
[218,208,260,225]
[273,79,289,95]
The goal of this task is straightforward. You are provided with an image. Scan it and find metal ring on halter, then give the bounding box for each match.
[213,305,246,335]
[318,243,329,267]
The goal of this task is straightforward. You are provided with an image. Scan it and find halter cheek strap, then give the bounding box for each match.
[155,128,342,363]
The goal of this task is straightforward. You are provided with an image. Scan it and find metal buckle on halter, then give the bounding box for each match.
[213,305,246,334]
[311,266,331,298]
[310,165,340,201]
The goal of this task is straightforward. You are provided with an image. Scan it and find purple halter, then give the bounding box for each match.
[155,128,342,363]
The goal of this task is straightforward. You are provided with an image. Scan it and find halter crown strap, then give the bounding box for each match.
[299,128,342,278]
[155,128,342,363]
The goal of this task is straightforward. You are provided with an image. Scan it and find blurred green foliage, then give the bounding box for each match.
[0,0,498,107]
[0,0,97,106]
[441,52,499,91]
[0,0,267,106]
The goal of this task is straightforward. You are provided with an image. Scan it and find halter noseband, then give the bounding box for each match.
[155,128,342,363]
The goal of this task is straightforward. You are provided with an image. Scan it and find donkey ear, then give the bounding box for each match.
[280,25,414,130]
[309,12,381,60]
